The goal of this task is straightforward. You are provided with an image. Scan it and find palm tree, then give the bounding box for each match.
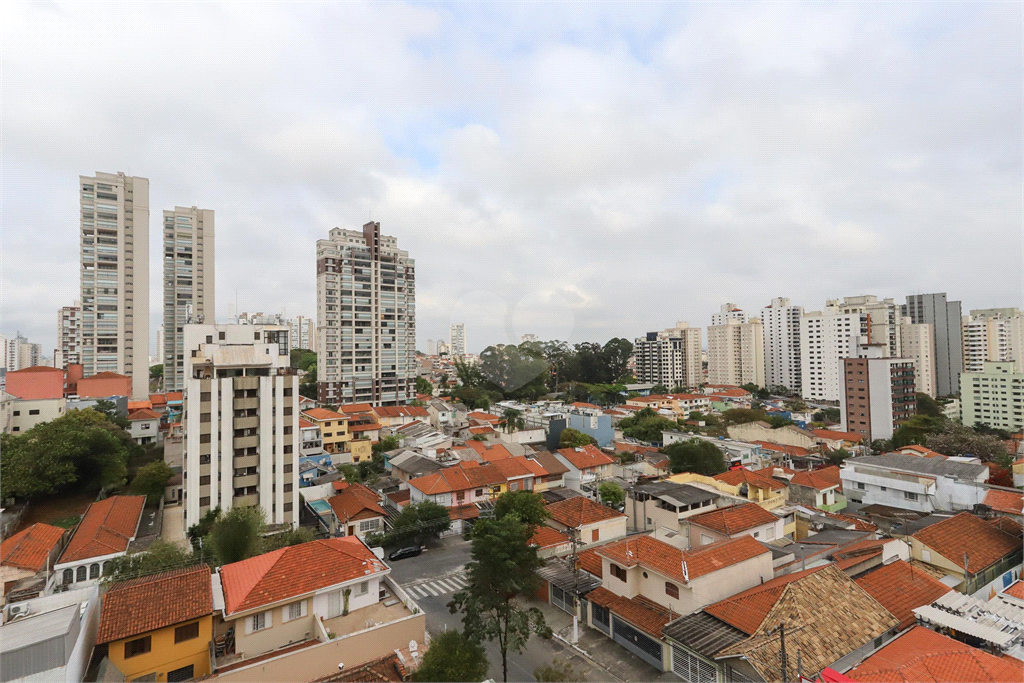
[502,408,526,434]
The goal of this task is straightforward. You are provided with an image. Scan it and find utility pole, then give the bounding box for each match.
[569,525,581,644]
[797,648,803,681]
[779,620,789,683]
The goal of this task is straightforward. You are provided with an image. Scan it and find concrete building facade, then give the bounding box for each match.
[316,222,416,406]
[960,361,1024,431]
[163,206,215,392]
[829,295,902,357]
[79,172,149,399]
[707,317,764,387]
[899,317,937,398]
[840,350,917,442]
[800,308,869,403]
[182,324,299,531]
[903,293,962,397]
[710,303,747,327]
[634,322,702,389]
[761,297,803,392]
[450,323,466,357]
[289,315,315,351]
[55,304,82,369]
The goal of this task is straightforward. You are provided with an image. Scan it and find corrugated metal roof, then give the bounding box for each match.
[663,610,748,658]
[0,603,79,653]
[847,454,988,479]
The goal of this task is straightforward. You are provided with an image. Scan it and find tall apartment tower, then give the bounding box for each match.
[960,361,1024,431]
[316,222,417,406]
[761,297,803,392]
[182,324,298,531]
[289,315,316,351]
[56,302,82,369]
[710,303,747,327]
[79,172,149,399]
[162,206,215,392]
[800,308,869,403]
[707,316,765,387]
[840,346,917,442]
[450,323,466,357]
[0,334,15,371]
[902,293,962,397]
[899,317,937,397]
[634,322,702,389]
[828,295,901,357]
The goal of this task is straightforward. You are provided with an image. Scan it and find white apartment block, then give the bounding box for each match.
[182,324,299,531]
[828,295,902,357]
[316,222,417,406]
[289,315,316,351]
[56,303,82,369]
[761,297,803,392]
[710,303,747,327]
[450,323,466,357]
[962,309,1022,375]
[707,317,764,387]
[79,172,149,399]
[960,361,1024,431]
[800,308,869,403]
[1,334,16,371]
[899,318,937,398]
[634,322,702,389]
[163,206,215,392]
[1,333,40,371]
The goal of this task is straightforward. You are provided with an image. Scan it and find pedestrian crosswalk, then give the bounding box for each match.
[402,571,470,599]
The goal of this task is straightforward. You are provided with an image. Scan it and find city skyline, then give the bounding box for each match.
[3,2,1021,356]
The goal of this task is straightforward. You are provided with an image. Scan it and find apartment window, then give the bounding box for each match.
[200,475,211,485]
[665,582,679,599]
[358,581,369,595]
[284,600,307,622]
[591,529,600,542]
[248,610,271,633]
[12,410,19,416]
[77,566,87,581]
[28,409,40,416]
[610,564,627,582]
[124,636,152,658]
[174,621,200,643]
[856,482,865,490]
[167,665,195,683]
[904,491,918,501]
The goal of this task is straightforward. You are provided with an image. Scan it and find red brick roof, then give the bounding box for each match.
[912,512,1021,572]
[596,534,768,584]
[899,444,946,458]
[570,402,601,409]
[467,425,495,435]
[466,439,513,461]
[578,548,603,577]
[409,463,505,495]
[328,483,388,522]
[467,411,502,423]
[687,502,779,536]
[545,497,624,528]
[299,418,315,429]
[704,565,829,634]
[855,560,953,629]
[845,625,1024,683]
[149,393,168,406]
[790,468,841,491]
[373,405,429,418]
[1,523,65,572]
[128,408,160,421]
[812,429,863,443]
[530,526,570,549]
[349,422,382,432]
[1004,580,1024,600]
[751,441,811,456]
[714,468,787,491]
[490,456,536,480]
[59,495,146,564]
[8,366,62,374]
[555,444,614,470]
[96,565,213,644]
[587,587,673,637]
[449,504,481,521]
[984,489,1023,515]
[339,403,374,414]
[219,538,387,615]
[303,408,345,420]
[128,400,153,411]
[387,489,411,506]
[987,516,1023,538]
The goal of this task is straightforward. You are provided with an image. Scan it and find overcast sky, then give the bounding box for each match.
[3,2,1021,356]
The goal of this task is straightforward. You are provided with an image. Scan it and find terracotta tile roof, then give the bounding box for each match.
[687,502,779,536]
[545,497,624,528]
[790,468,841,491]
[9,366,62,374]
[96,565,213,644]
[987,516,1023,538]
[466,439,513,461]
[751,441,811,456]
[303,408,345,420]
[555,444,614,470]
[1,523,65,572]
[716,565,900,682]
[467,425,495,434]
[127,408,160,421]
[984,489,1023,515]
[596,534,768,585]
[530,526,570,549]
[299,418,315,429]
[813,465,843,490]
[855,560,953,629]
[912,512,1021,572]
[586,587,674,637]
[531,452,569,476]
[58,495,146,564]
[373,405,429,418]
[339,403,374,414]
[89,371,129,380]
[578,548,603,577]
[704,565,829,634]
[409,463,505,495]
[449,503,481,521]
[490,457,536,480]
[328,483,388,522]
[824,511,879,532]
[467,411,502,423]
[570,402,601,409]
[387,489,411,505]
[845,625,1024,683]
[312,652,407,682]
[349,422,382,432]
[1004,580,1024,600]
[127,400,153,411]
[518,457,549,478]
[165,392,183,401]
[149,393,168,406]
[812,429,863,443]
[219,538,387,615]
[898,444,946,458]
[714,468,787,491]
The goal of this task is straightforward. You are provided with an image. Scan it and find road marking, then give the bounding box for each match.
[422,583,440,596]
[435,579,458,592]
[408,585,428,598]
[447,576,468,589]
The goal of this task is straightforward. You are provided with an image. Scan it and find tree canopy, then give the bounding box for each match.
[927,422,1013,466]
[414,629,490,682]
[382,500,452,547]
[661,439,727,476]
[559,428,598,448]
[598,481,625,508]
[415,376,434,396]
[129,460,174,505]
[616,408,679,443]
[493,490,548,528]
[721,408,769,425]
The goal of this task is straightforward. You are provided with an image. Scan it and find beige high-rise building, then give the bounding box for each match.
[289,315,316,351]
[316,222,417,405]
[762,297,803,393]
[899,317,937,397]
[707,317,765,387]
[182,324,298,531]
[56,302,82,369]
[962,309,1022,374]
[828,295,901,357]
[634,322,702,389]
[79,172,149,399]
[162,206,215,391]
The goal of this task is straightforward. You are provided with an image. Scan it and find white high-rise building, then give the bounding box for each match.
[316,222,416,405]
[156,325,165,365]
[182,324,298,531]
[761,297,803,392]
[426,339,436,356]
[0,335,16,371]
[828,295,901,357]
[962,309,1022,374]
[710,303,747,327]
[800,307,869,402]
[2,332,40,370]
[707,317,764,387]
[450,323,466,357]
[520,333,539,344]
[899,317,937,398]
[79,172,149,398]
[163,206,215,392]
[56,303,82,369]
[634,322,702,389]
[289,315,316,351]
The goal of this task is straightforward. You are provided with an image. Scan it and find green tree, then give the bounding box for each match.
[449,514,552,682]
[493,490,548,528]
[870,439,894,454]
[93,399,130,429]
[891,415,945,448]
[263,526,317,552]
[415,376,434,396]
[149,364,163,380]
[620,415,679,443]
[824,448,852,467]
[813,408,841,423]
[389,500,452,546]
[927,422,1012,466]
[650,384,669,395]
[129,460,174,505]
[337,463,361,483]
[598,481,625,508]
[559,428,598,448]
[783,399,809,413]
[187,507,221,552]
[661,439,727,476]
[766,415,793,428]
[721,408,768,425]
[534,661,585,682]
[102,539,200,584]
[915,393,944,419]
[414,629,490,682]
[208,505,266,565]
[373,435,400,456]
[502,408,526,434]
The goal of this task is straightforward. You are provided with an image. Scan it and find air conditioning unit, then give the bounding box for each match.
[7,603,31,621]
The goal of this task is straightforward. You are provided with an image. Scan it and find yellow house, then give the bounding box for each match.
[97,565,214,682]
[346,438,373,464]
[302,408,351,454]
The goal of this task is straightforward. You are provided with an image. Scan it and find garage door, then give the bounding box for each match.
[612,616,663,670]
[671,645,717,683]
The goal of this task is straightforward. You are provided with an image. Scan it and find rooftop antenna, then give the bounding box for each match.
[682,560,689,582]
